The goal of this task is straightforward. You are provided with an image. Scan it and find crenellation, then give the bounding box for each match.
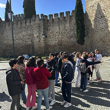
[66,11,70,18]
[71,10,75,16]
[49,14,53,22]
[60,12,64,20]
[54,13,59,21]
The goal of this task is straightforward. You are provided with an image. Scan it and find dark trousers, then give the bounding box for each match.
[80,74,88,91]
[11,94,21,110]
[62,81,71,103]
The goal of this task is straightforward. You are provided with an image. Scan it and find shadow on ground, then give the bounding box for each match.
[0,92,11,102]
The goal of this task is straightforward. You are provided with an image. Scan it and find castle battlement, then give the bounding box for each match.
[0,10,75,28]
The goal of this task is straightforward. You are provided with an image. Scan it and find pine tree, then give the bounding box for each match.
[5,0,10,22]
[75,0,85,45]
[23,0,36,19]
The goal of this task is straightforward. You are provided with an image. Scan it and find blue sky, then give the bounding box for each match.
[0,0,85,20]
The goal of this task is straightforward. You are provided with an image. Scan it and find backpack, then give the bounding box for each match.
[77,63,88,73]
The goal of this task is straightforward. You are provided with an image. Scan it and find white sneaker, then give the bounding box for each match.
[46,106,52,110]
[64,102,71,108]
[32,106,37,110]
[50,99,56,106]
[57,89,62,93]
[83,89,89,92]
[26,107,30,110]
[61,100,66,105]
[48,97,52,101]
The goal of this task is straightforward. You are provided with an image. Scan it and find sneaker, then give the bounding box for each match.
[97,78,102,82]
[61,100,66,105]
[50,99,56,106]
[87,82,90,85]
[46,106,52,110]
[26,107,30,110]
[94,78,98,81]
[64,102,71,108]
[57,89,62,93]
[55,84,60,87]
[80,89,83,91]
[48,97,52,101]
[83,89,89,92]
[32,106,37,110]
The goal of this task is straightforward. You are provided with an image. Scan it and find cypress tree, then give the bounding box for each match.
[5,0,10,22]
[23,0,36,19]
[75,0,85,45]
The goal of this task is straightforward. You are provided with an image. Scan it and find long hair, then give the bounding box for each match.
[17,56,25,65]
[26,57,36,67]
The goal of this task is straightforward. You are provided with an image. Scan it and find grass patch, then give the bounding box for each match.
[0,57,10,61]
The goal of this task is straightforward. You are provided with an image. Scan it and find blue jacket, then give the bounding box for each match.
[61,61,73,83]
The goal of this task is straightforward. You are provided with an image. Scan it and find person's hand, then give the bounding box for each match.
[56,71,59,73]
[21,81,24,85]
[101,61,104,63]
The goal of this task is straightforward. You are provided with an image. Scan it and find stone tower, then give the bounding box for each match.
[85,0,110,55]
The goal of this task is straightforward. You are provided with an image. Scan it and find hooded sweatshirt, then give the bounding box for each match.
[61,61,73,83]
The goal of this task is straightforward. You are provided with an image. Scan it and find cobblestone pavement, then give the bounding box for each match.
[0,57,110,110]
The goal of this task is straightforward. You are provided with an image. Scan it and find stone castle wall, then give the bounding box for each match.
[85,0,110,55]
[0,11,86,57]
[0,0,110,56]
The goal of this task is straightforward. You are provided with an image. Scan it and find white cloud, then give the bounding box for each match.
[2,19,5,21]
[0,3,6,8]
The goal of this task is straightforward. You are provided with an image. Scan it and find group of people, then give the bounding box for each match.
[6,49,103,110]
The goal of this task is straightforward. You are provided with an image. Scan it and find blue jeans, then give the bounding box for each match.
[37,87,49,110]
[21,84,26,101]
[62,81,71,103]
[55,70,59,85]
[73,65,76,79]
[80,74,88,91]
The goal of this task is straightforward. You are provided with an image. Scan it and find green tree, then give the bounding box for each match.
[5,0,10,22]
[75,0,85,45]
[23,0,36,19]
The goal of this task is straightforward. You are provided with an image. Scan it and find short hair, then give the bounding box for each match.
[55,53,59,56]
[9,59,18,67]
[83,54,88,60]
[62,52,69,59]
[37,59,44,67]
[26,57,36,67]
[49,53,54,57]
[17,56,25,65]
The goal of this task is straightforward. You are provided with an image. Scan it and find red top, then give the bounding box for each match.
[34,67,52,89]
[25,66,36,85]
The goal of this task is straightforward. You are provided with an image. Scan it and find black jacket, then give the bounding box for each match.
[61,61,73,83]
[46,59,56,80]
[6,68,22,96]
[57,58,62,72]
[54,56,58,70]
[80,59,101,75]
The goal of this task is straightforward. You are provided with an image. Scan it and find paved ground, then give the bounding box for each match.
[0,57,110,110]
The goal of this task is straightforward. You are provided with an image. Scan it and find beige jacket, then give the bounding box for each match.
[16,64,25,81]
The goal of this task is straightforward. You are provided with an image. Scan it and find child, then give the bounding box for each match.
[61,52,73,108]
[34,59,52,110]
[80,54,103,92]
[25,57,37,110]
[16,56,26,103]
[54,53,60,86]
[75,52,82,87]
[6,59,24,110]
[95,49,102,81]
[46,53,56,105]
